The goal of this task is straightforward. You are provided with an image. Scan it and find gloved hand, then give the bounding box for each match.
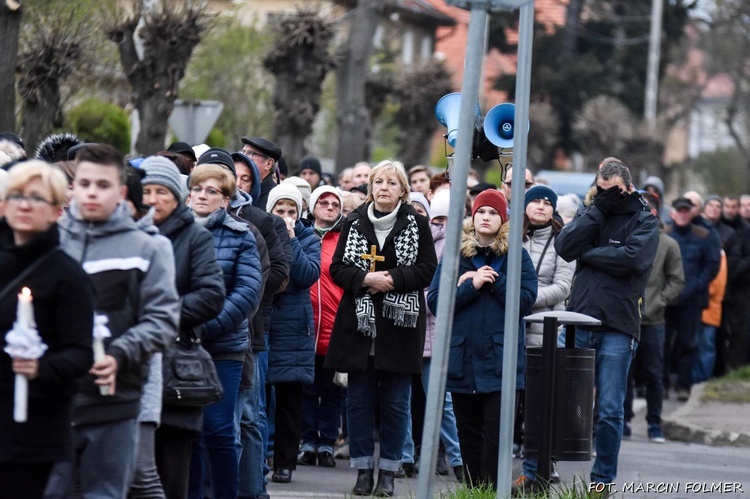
[593,185,623,215]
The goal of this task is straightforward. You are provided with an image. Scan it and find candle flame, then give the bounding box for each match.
[21,287,31,297]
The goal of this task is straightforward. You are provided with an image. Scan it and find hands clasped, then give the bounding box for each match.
[363,271,394,294]
[459,266,498,290]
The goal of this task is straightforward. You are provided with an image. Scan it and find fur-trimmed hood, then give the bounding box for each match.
[460,219,510,258]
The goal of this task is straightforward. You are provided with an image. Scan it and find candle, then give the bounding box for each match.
[16,287,36,330]
[93,315,112,396]
[14,375,28,423]
[93,336,110,396]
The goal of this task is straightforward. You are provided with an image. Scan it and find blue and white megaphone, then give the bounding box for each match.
[483,102,529,149]
[435,92,481,148]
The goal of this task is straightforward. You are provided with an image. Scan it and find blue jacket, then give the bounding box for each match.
[428,223,537,394]
[200,209,263,357]
[664,221,721,308]
[268,219,321,384]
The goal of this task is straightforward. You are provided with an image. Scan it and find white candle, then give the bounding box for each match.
[16,287,35,329]
[13,374,28,423]
[92,337,110,396]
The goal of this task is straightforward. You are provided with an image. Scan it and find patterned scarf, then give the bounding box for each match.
[342,213,421,337]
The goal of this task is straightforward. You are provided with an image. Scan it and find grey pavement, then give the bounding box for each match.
[266,386,750,498]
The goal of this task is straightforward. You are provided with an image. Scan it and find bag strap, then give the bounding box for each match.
[0,248,62,305]
[535,233,555,276]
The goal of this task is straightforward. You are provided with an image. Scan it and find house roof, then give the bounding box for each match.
[336,0,456,27]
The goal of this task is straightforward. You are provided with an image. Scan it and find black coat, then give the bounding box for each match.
[0,222,95,462]
[324,203,437,374]
[156,203,225,432]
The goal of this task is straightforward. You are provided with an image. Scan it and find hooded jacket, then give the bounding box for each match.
[0,222,94,462]
[427,222,537,393]
[267,219,321,384]
[555,191,659,341]
[59,201,180,426]
[200,209,263,358]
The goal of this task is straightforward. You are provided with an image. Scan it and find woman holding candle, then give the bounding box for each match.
[0,160,95,498]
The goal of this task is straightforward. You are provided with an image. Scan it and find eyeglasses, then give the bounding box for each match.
[244,151,269,161]
[503,181,533,188]
[317,200,340,209]
[190,186,224,197]
[5,193,54,206]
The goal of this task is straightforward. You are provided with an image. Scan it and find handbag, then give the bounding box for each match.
[162,328,223,407]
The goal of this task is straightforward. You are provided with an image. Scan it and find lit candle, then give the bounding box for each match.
[16,287,35,330]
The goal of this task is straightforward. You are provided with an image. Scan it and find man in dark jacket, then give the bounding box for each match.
[520,158,658,492]
[241,136,282,211]
[724,224,750,370]
[664,197,721,401]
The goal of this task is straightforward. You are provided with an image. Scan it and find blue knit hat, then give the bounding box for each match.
[524,184,557,211]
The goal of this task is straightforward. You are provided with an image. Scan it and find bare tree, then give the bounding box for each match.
[108,0,210,155]
[334,0,384,171]
[392,60,453,168]
[572,95,635,167]
[0,0,22,131]
[263,7,337,171]
[17,9,87,154]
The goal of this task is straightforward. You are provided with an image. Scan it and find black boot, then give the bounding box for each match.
[352,469,374,496]
[373,470,395,497]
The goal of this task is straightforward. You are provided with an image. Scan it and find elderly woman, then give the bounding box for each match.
[427,190,537,489]
[139,156,225,499]
[265,184,321,484]
[187,164,263,499]
[0,161,95,498]
[325,160,437,497]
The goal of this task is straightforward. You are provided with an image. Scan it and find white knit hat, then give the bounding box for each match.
[430,188,450,219]
[266,183,303,215]
[282,176,312,209]
[309,185,342,213]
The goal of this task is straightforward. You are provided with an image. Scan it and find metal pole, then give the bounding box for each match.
[538,316,559,484]
[497,2,534,497]
[416,6,488,499]
[644,0,663,125]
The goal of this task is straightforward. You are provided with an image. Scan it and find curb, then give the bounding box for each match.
[662,383,750,447]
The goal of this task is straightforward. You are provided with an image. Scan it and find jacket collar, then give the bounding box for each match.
[62,200,137,238]
[351,202,416,251]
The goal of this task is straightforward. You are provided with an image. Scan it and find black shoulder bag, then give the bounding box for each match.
[162,327,223,407]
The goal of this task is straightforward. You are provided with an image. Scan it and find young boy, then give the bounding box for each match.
[46,144,179,498]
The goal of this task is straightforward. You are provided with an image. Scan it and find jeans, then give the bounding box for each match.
[402,358,463,467]
[189,359,242,499]
[692,324,717,384]
[665,305,701,391]
[625,324,665,426]
[237,353,265,499]
[347,357,411,472]
[45,418,138,499]
[452,391,502,488]
[300,355,346,454]
[129,422,166,498]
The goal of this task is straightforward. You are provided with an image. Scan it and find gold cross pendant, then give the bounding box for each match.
[361,245,385,272]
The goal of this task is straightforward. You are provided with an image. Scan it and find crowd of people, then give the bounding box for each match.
[1,129,750,499]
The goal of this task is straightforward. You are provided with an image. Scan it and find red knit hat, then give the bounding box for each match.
[472,189,508,223]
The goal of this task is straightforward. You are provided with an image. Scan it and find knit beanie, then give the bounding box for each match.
[524,185,558,211]
[266,183,303,215]
[141,156,186,201]
[299,156,322,176]
[310,185,342,212]
[472,189,508,223]
[282,176,311,209]
[430,189,450,219]
[409,191,431,219]
[705,194,723,207]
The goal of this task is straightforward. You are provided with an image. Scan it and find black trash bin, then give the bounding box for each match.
[524,346,595,461]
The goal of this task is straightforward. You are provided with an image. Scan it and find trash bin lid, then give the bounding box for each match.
[524,311,602,326]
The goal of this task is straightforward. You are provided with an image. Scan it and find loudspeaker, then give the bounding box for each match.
[484,103,528,148]
[435,93,480,148]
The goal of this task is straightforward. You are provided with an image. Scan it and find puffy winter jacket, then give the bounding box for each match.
[664,220,721,308]
[199,209,263,357]
[268,219,321,384]
[311,218,344,356]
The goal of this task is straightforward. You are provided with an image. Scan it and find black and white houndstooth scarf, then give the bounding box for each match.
[342,213,421,337]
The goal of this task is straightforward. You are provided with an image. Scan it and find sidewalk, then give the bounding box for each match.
[661,382,750,447]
